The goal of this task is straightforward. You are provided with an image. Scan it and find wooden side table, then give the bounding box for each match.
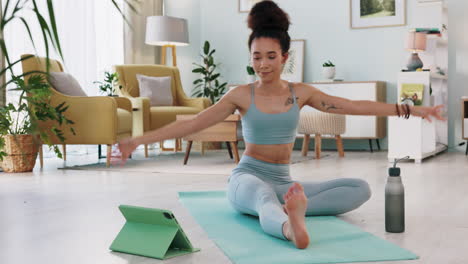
[176,114,241,164]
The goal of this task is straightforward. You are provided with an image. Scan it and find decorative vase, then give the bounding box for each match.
[0,134,39,173]
[406,53,423,71]
[322,66,336,80]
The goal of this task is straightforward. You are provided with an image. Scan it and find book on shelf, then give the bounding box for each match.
[400,83,424,106]
[401,69,430,72]
[409,28,441,34]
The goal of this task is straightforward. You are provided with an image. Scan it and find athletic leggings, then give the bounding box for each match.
[227,155,372,240]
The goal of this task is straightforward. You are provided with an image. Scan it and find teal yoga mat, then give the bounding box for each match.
[179,191,418,264]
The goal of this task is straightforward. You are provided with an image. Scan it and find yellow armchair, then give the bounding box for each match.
[114,64,211,155]
[21,54,133,167]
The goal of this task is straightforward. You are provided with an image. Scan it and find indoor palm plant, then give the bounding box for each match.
[0,0,137,172]
[191,40,228,104]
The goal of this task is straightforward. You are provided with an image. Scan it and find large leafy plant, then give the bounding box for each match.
[191,41,227,104]
[0,75,75,160]
[0,0,137,161]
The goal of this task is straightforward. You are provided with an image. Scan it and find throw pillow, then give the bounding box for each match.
[48,72,87,96]
[136,74,173,106]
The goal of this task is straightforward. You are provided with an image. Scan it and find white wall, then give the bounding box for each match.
[448,0,468,149]
[165,0,201,98]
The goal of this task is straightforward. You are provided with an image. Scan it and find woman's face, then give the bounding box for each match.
[250,37,288,82]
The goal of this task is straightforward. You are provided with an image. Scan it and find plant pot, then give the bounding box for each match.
[322,67,336,80]
[0,135,39,173]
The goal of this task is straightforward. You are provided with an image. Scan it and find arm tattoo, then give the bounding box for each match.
[285,96,299,106]
[321,101,341,111]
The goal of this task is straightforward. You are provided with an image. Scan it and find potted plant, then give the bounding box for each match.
[322,60,336,80]
[246,65,256,83]
[191,41,228,151]
[0,0,137,172]
[0,75,75,172]
[94,71,122,96]
[191,41,228,104]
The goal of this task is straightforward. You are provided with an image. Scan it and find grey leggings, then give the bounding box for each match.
[227,155,372,240]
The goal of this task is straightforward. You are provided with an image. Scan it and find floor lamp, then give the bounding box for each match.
[145,16,189,151]
[145,16,189,66]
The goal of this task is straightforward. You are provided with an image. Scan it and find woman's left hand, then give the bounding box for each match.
[411,104,446,122]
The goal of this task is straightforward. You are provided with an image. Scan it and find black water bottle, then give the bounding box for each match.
[385,157,407,233]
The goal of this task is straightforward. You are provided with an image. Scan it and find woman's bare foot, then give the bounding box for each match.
[282,182,310,249]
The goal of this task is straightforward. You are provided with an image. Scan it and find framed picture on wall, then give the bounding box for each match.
[281,39,305,83]
[350,0,406,29]
[239,0,265,13]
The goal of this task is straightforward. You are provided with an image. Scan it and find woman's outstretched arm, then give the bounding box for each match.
[117,92,238,163]
[304,84,445,121]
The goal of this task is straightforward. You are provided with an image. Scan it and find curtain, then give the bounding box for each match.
[2,0,125,157]
[124,0,163,64]
[3,0,124,97]
[0,0,5,107]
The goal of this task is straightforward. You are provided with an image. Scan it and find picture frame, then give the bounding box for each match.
[350,0,406,29]
[281,39,305,83]
[238,0,265,13]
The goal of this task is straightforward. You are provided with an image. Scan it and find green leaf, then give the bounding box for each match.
[208,49,216,57]
[46,0,64,61]
[0,54,34,78]
[210,73,220,81]
[192,68,204,73]
[203,41,210,55]
[110,0,132,27]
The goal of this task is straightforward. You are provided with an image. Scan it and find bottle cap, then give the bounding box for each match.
[389,167,400,176]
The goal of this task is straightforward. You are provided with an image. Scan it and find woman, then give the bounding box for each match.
[117,1,444,249]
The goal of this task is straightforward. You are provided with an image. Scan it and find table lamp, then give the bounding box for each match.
[406,32,426,71]
[145,16,189,66]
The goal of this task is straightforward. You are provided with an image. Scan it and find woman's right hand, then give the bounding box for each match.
[115,138,138,165]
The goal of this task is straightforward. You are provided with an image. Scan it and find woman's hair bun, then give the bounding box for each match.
[247,1,290,32]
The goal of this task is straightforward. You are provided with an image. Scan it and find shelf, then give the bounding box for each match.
[426,34,447,45]
[430,73,448,80]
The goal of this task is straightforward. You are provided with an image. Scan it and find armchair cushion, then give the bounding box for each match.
[48,72,87,96]
[136,74,173,106]
[150,106,200,130]
[117,108,132,135]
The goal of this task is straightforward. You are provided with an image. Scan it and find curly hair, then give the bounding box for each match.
[247,1,291,54]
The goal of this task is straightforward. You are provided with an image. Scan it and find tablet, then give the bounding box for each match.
[109,204,200,259]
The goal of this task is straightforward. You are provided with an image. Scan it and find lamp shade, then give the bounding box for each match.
[145,16,189,46]
[406,32,426,52]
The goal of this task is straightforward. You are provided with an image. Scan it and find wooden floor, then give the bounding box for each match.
[0,148,467,264]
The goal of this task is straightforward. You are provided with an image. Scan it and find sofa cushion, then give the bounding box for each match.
[116,108,132,134]
[150,106,200,130]
[137,74,173,106]
[48,72,87,96]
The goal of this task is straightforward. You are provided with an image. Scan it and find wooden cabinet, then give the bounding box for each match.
[303,81,387,148]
